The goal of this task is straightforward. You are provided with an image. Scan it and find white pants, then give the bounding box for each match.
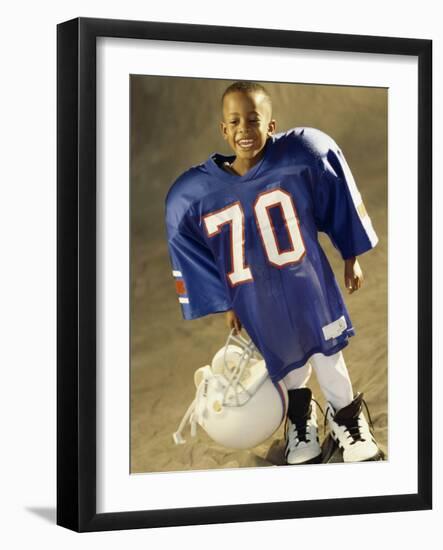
[282,351,354,411]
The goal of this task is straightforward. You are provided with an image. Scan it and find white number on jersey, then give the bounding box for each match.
[203,189,306,285]
[254,189,305,267]
[203,202,253,286]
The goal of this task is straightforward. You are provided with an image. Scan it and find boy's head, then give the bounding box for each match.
[220,81,276,163]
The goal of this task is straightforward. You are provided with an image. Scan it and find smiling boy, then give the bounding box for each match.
[165,81,382,464]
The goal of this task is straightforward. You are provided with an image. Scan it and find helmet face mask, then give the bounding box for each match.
[173,331,288,450]
[210,333,263,407]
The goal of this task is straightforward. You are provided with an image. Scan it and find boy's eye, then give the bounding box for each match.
[228,119,259,125]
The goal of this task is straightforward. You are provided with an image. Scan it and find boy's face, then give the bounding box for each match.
[220,91,276,162]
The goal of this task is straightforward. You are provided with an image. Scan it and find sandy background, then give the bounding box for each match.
[130,77,387,473]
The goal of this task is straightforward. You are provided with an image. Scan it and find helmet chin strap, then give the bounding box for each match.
[173,365,214,445]
[172,398,197,445]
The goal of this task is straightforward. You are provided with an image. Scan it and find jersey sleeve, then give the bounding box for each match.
[165,196,231,320]
[313,138,379,260]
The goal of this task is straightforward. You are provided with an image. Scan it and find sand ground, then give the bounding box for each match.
[130,78,387,473]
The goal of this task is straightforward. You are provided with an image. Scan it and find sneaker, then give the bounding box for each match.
[285,388,322,465]
[326,393,383,462]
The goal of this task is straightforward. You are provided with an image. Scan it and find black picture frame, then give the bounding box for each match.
[57,17,432,532]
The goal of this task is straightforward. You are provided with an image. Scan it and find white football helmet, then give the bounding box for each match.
[173,331,288,450]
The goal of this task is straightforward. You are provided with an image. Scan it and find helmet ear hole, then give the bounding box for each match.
[212,400,223,413]
[194,367,208,388]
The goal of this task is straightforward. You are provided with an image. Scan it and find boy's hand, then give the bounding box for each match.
[226,310,242,334]
[344,257,364,294]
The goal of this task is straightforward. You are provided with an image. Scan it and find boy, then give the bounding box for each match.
[165,81,383,464]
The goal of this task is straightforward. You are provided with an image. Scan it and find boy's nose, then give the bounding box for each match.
[238,122,251,133]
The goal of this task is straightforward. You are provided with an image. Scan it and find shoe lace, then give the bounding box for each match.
[346,421,364,442]
[323,396,375,443]
[285,410,309,446]
[313,398,325,417]
[286,399,324,447]
[362,398,375,431]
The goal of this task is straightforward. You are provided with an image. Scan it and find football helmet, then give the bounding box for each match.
[173,331,288,450]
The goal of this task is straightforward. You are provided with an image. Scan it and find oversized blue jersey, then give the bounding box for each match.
[165,128,378,382]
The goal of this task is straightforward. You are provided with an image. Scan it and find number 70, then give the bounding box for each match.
[203,188,306,287]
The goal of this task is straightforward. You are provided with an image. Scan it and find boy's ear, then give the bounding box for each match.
[220,121,228,139]
[268,119,276,135]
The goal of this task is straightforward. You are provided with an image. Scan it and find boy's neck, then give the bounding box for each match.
[226,152,265,177]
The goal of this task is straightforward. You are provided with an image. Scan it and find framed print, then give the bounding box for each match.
[57,17,432,532]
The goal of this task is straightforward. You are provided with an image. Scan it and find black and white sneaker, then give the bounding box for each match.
[325,393,383,462]
[285,388,322,465]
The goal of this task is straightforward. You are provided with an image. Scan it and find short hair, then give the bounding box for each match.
[221,81,272,112]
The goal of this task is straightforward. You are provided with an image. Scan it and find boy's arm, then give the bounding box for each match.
[226,310,242,334]
[344,256,364,294]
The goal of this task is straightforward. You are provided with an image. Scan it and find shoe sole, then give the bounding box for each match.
[329,433,385,463]
[359,449,385,462]
[286,452,323,466]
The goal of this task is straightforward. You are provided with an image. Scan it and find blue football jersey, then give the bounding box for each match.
[165,128,378,382]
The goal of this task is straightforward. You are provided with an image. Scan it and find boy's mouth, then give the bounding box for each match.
[237,138,255,150]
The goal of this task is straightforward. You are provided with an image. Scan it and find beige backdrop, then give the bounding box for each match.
[130,76,387,473]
